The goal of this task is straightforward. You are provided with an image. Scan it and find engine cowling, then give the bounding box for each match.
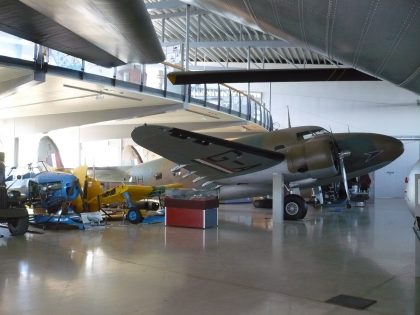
[286,137,338,179]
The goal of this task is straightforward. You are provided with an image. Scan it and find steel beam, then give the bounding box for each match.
[161,40,292,49]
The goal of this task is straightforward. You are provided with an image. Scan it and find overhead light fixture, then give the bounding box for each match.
[185,108,220,119]
[63,84,142,102]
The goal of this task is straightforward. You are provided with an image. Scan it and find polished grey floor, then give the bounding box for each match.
[0,198,419,315]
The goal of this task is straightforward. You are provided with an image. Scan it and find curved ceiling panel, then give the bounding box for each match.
[181,0,420,95]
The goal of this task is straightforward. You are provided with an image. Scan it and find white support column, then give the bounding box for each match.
[13,137,19,167]
[77,127,82,166]
[272,172,284,224]
[185,4,191,71]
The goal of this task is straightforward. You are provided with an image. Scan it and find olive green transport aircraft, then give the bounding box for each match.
[128,124,403,220]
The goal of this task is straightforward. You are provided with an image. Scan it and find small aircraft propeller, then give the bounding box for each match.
[338,151,352,209]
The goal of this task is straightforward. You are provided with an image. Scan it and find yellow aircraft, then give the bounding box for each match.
[71,166,182,223]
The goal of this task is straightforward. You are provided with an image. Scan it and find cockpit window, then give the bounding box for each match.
[296,128,330,140]
[7,161,49,180]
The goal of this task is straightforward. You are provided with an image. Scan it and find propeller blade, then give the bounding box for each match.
[338,151,352,209]
[167,68,379,85]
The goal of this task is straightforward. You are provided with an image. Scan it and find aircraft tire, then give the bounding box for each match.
[8,216,29,236]
[127,208,143,224]
[253,198,272,208]
[284,194,307,220]
[148,201,160,211]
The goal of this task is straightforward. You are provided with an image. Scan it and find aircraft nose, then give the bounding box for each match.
[333,133,404,171]
[373,134,404,162]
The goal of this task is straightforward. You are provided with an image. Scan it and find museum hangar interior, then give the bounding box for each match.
[0,1,419,314]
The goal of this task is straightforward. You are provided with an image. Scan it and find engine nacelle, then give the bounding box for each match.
[286,138,338,179]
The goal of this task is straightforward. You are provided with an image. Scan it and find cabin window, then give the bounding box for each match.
[296,128,329,140]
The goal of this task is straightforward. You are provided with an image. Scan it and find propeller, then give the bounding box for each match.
[338,151,352,209]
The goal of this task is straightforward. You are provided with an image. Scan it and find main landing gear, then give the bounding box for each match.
[284,194,308,220]
[253,194,308,220]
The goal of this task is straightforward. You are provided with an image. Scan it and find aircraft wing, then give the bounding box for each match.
[168,68,379,85]
[1,0,164,66]
[89,183,183,208]
[131,125,284,181]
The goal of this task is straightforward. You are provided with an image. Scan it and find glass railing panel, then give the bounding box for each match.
[84,61,114,78]
[205,84,219,109]
[0,31,35,61]
[262,108,268,128]
[190,83,206,105]
[143,63,165,90]
[250,100,257,122]
[219,86,231,113]
[165,65,184,99]
[231,90,240,115]
[254,102,262,124]
[115,64,142,84]
[48,49,83,71]
[240,96,249,118]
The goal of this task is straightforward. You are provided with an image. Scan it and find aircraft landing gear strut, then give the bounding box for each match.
[338,151,352,209]
[122,192,144,224]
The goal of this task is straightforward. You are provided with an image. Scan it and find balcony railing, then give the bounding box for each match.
[0,31,273,131]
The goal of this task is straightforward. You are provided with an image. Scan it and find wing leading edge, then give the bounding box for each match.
[0,0,164,67]
[131,125,284,181]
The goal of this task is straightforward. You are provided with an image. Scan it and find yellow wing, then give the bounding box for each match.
[87,183,183,211]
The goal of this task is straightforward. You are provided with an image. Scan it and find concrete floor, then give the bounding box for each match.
[0,198,419,315]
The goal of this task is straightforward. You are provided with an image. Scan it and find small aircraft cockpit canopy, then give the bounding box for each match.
[296,127,330,140]
[5,161,51,181]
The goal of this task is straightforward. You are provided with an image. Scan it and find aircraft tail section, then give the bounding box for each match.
[122,145,143,166]
[38,136,64,169]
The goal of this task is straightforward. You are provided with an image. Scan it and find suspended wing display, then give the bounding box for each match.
[0,0,164,66]
[168,68,379,85]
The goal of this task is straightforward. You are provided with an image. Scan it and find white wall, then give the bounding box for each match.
[374,141,420,198]
[234,80,420,135]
